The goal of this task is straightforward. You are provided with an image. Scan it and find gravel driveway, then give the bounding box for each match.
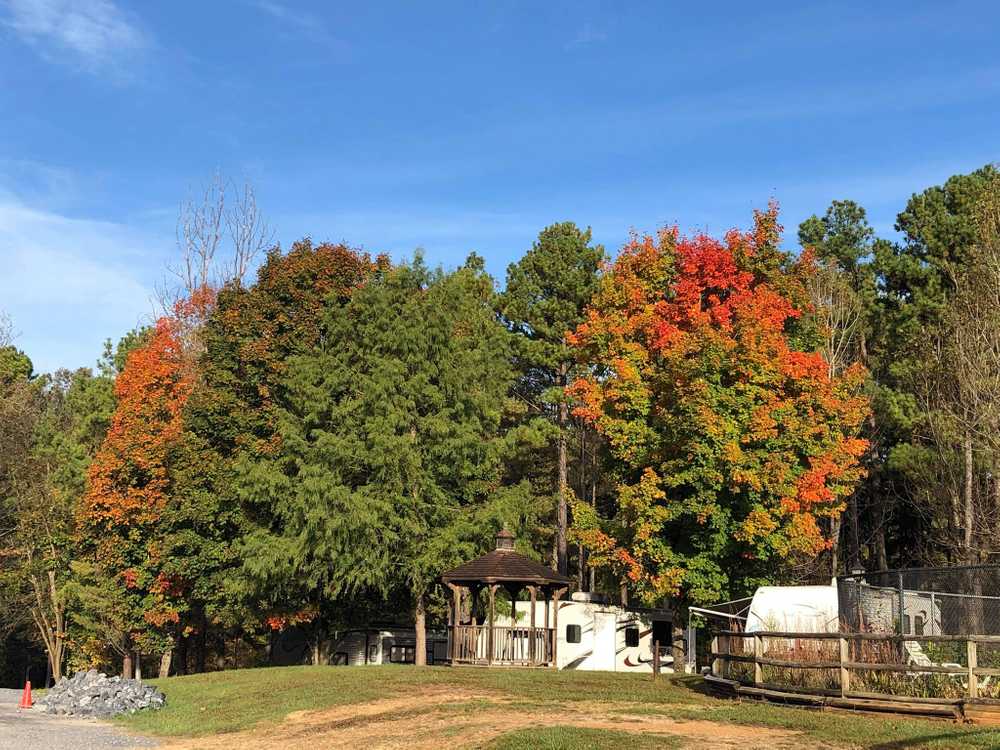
[0,688,157,749]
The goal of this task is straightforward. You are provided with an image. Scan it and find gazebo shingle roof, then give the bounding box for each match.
[441,531,572,586]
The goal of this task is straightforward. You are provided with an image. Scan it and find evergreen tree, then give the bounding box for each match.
[239,256,524,664]
[798,200,880,573]
[500,223,604,576]
[177,240,381,671]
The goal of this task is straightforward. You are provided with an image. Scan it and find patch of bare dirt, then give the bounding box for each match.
[157,687,825,750]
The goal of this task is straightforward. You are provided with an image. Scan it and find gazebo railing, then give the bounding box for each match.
[450,624,555,666]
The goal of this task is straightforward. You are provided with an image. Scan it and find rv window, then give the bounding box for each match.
[914,614,925,636]
[625,627,639,648]
[652,620,670,646]
[389,645,415,663]
[566,624,581,643]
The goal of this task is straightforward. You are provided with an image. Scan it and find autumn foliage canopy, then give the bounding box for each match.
[78,311,194,647]
[568,206,869,606]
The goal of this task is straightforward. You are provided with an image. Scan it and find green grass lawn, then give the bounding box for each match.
[116,665,1000,749]
[486,726,682,749]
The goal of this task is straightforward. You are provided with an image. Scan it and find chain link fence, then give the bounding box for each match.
[838,565,1000,636]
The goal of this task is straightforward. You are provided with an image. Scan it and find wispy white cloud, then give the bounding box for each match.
[252,0,347,52]
[1,0,148,78]
[0,198,164,373]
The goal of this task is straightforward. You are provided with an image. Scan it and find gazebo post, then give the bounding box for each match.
[448,583,461,665]
[543,585,550,664]
[487,584,497,665]
[470,584,481,662]
[529,585,537,665]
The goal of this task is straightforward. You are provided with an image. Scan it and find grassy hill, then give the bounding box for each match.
[117,666,1000,749]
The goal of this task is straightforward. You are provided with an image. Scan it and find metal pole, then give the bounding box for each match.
[686,623,696,673]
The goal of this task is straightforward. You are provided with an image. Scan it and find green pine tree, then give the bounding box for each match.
[238,256,527,664]
[499,223,604,576]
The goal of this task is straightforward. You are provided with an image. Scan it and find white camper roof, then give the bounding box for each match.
[745,585,839,633]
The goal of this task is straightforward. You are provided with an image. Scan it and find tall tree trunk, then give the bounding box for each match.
[671,619,685,674]
[965,431,975,565]
[557,363,569,576]
[158,647,172,679]
[875,528,888,570]
[122,652,133,680]
[195,612,207,673]
[310,616,326,666]
[28,566,66,682]
[848,495,861,572]
[830,514,842,578]
[176,633,188,675]
[414,593,427,666]
[873,492,889,570]
[589,476,597,592]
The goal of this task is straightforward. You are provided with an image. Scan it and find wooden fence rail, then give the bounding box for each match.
[708,630,1000,710]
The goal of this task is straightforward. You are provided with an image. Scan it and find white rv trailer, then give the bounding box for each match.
[467,592,675,672]
[270,625,449,666]
[319,594,676,672]
[329,627,449,665]
[744,585,840,633]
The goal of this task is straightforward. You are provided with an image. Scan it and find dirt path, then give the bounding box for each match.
[157,687,829,750]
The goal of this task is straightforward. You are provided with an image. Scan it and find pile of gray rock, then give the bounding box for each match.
[41,669,165,717]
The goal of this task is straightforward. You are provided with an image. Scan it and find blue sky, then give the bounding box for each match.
[1,0,998,373]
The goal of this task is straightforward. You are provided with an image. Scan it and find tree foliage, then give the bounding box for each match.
[77,317,192,661]
[500,222,604,575]
[568,207,869,606]
[238,256,527,661]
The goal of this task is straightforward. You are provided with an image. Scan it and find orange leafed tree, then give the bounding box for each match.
[568,206,870,607]
[78,313,194,659]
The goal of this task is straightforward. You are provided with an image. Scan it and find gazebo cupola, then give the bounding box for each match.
[441,529,571,667]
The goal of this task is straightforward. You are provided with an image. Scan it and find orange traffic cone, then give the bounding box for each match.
[18,680,33,709]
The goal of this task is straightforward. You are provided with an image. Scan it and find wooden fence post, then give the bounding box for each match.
[753,634,763,686]
[968,639,979,700]
[839,636,850,696]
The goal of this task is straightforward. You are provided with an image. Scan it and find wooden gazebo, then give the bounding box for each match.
[441,529,571,668]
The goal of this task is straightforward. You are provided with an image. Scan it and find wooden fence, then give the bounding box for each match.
[707,630,1000,720]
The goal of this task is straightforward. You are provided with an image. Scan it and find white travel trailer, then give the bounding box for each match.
[486,592,675,672]
[321,597,675,673]
[270,625,448,666]
[328,627,449,666]
[744,585,840,633]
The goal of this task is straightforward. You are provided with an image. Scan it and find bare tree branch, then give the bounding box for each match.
[226,179,273,285]
[157,172,273,317]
